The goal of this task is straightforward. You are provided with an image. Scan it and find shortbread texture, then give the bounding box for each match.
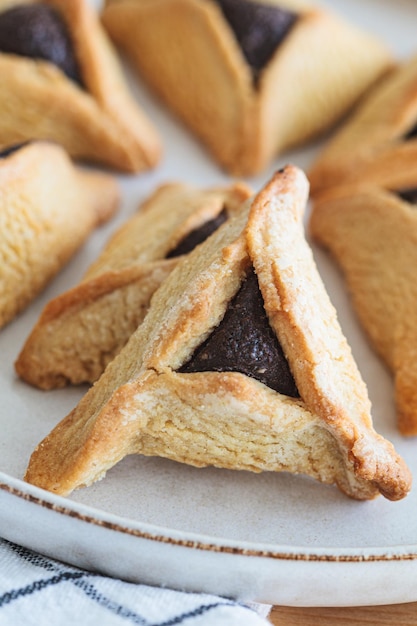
[0,141,119,328]
[15,181,251,388]
[24,166,411,501]
[310,181,417,436]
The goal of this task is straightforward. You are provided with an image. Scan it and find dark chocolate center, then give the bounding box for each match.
[0,4,83,86]
[179,268,300,397]
[404,123,417,141]
[396,188,417,204]
[214,0,298,84]
[0,141,31,158]
[166,209,228,258]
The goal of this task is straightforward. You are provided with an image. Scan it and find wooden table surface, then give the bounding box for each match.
[268,602,417,625]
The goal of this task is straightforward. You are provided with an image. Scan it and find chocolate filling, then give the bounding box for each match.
[214,0,298,84]
[404,123,417,141]
[166,208,228,258]
[0,4,83,86]
[396,188,417,204]
[179,268,300,397]
[0,141,31,158]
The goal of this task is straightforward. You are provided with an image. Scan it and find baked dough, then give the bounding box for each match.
[24,165,411,501]
[101,0,392,176]
[310,180,417,436]
[15,180,251,389]
[0,0,161,172]
[0,140,119,329]
[309,55,417,196]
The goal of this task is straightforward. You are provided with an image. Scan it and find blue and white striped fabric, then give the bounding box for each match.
[0,539,271,625]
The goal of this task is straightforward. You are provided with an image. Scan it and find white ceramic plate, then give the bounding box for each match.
[1,0,417,608]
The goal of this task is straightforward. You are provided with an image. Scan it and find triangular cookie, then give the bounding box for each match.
[310,179,417,436]
[0,0,160,172]
[24,166,411,500]
[101,0,392,176]
[309,55,417,196]
[15,180,251,388]
[0,140,119,329]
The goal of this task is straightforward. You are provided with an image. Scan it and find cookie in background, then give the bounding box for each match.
[0,140,119,330]
[310,179,417,437]
[0,0,161,172]
[309,54,417,196]
[15,180,252,389]
[102,0,393,176]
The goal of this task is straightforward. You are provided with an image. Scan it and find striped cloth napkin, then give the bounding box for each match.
[0,539,271,625]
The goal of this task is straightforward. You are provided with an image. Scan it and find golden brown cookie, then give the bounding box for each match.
[15,180,251,389]
[309,55,417,196]
[310,179,417,437]
[101,0,392,176]
[0,0,160,172]
[24,166,411,501]
[0,140,119,329]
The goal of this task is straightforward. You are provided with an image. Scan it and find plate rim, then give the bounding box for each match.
[2,471,417,564]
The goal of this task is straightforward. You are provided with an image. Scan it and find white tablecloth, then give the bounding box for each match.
[0,539,271,625]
